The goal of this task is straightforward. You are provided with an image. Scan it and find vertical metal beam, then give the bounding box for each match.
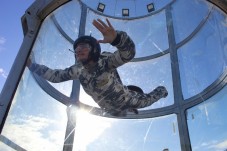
[165,5,191,151]
[78,3,87,37]
[0,1,42,133]
[0,0,72,134]
[63,3,88,151]
[63,105,77,151]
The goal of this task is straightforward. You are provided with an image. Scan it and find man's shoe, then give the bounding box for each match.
[153,86,168,98]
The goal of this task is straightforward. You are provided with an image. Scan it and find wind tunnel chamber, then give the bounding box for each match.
[0,0,227,151]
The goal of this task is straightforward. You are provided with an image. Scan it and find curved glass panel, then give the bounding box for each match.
[178,9,227,99]
[81,0,173,18]
[79,54,173,110]
[118,55,173,109]
[172,0,210,43]
[187,85,227,151]
[1,69,67,151]
[86,10,169,58]
[53,0,81,41]
[73,112,180,151]
[32,13,76,97]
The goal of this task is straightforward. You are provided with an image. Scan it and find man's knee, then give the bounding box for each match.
[127,85,143,93]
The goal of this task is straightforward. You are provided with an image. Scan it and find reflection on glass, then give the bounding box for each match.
[53,0,81,41]
[32,12,76,97]
[1,69,67,151]
[172,0,209,43]
[118,55,173,109]
[86,10,169,58]
[0,139,17,151]
[73,112,180,151]
[178,9,227,99]
[187,86,227,151]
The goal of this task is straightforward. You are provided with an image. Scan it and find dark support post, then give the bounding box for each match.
[63,3,87,151]
[165,5,192,151]
[63,105,77,151]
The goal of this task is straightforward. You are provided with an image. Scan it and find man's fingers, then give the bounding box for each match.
[92,18,116,43]
[97,19,109,28]
[92,20,104,32]
[93,19,113,32]
[98,18,114,30]
[106,18,113,28]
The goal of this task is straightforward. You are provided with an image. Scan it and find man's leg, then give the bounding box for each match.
[126,85,143,114]
[149,86,168,99]
[103,85,168,116]
[104,109,127,117]
[126,86,168,109]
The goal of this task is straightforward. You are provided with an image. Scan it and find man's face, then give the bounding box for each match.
[74,43,91,62]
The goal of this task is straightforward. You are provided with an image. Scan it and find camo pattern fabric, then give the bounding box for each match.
[29,31,167,113]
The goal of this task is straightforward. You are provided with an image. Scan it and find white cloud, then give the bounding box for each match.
[212,140,227,150]
[0,109,113,151]
[0,68,7,78]
[192,139,227,151]
[197,139,227,151]
[1,115,66,151]
[0,36,6,52]
[0,36,6,45]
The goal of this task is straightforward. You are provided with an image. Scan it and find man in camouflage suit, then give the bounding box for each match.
[27,18,168,116]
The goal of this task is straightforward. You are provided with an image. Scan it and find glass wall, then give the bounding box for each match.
[0,1,81,150]
[172,0,210,43]
[85,11,169,57]
[1,69,67,151]
[187,86,227,151]
[73,113,180,151]
[178,7,227,99]
[0,0,227,151]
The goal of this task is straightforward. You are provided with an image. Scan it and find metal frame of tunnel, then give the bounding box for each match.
[0,0,227,151]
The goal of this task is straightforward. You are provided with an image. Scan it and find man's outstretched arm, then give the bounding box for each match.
[27,58,80,83]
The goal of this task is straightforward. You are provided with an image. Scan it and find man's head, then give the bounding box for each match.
[73,36,101,65]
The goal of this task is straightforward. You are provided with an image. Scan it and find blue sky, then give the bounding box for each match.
[0,0,35,92]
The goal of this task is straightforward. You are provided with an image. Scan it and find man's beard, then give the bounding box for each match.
[77,55,92,65]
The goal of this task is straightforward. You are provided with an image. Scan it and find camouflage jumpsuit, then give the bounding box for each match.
[28,31,168,115]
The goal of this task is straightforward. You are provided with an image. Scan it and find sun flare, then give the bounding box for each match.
[72,109,112,150]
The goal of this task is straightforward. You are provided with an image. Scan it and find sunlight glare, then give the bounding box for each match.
[73,109,112,151]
